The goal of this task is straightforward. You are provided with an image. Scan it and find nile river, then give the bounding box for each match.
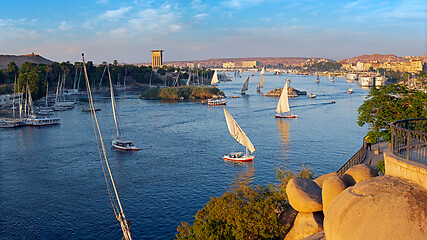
[1,72,368,239]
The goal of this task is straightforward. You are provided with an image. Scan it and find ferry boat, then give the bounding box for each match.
[26,117,60,126]
[207,98,227,106]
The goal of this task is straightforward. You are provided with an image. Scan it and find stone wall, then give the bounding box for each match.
[384,148,427,190]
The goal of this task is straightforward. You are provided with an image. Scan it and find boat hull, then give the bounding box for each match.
[275,114,298,118]
[112,139,140,151]
[223,155,254,162]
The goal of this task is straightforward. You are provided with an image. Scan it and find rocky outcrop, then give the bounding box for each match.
[321,175,347,213]
[313,172,338,188]
[265,87,307,97]
[324,176,427,240]
[286,177,323,212]
[284,212,324,240]
[342,164,378,186]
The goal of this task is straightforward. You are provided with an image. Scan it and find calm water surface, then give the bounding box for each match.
[1,73,368,239]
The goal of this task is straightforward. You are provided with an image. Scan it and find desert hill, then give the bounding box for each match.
[0,53,53,69]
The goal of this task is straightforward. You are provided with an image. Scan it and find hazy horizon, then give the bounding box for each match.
[1,0,426,64]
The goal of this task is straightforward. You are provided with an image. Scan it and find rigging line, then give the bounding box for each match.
[87,83,119,215]
[83,60,119,216]
[82,53,132,240]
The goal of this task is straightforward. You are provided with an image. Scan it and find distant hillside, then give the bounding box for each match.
[338,54,404,64]
[0,53,54,69]
[167,57,335,67]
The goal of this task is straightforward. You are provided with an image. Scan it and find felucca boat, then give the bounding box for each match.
[81,53,133,240]
[222,107,256,161]
[241,76,249,94]
[256,75,264,92]
[107,66,140,151]
[211,70,219,86]
[275,79,298,118]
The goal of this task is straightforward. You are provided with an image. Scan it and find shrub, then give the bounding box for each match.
[176,185,286,240]
[376,160,385,174]
[274,164,314,199]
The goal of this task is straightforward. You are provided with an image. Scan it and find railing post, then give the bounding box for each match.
[406,133,410,161]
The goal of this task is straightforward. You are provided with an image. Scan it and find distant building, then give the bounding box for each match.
[151,50,164,68]
[0,93,23,106]
[223,62,236,69]
[242,61,260,68]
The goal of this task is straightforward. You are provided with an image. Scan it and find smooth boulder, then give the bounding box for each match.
[313,172,338,188]
[284,212,324,240]
[342,164,378,186]
[324,176,427,240]
[286,177,323,212]
[322,175,347,213]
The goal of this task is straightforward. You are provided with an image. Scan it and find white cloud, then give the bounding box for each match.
[127,4,183,34]
[194,13,208,19]
[99,6,132,21]
[221,0,265,9]
[58,21,72,31]
[96,0,109,4]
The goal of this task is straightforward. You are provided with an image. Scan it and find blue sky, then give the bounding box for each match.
[0,0,426,64]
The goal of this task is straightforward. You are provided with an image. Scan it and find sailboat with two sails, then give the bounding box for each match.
[107,66,140,151]
[275,79,298,118]
[223,107,256,161]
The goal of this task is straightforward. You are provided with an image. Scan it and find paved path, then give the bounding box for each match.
[362,141,389,167]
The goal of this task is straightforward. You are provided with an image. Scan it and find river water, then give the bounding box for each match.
[1,72,368,239]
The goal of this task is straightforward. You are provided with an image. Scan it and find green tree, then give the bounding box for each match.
[17,71,46,100]
[357,84,427,142]
[7,61,19,81]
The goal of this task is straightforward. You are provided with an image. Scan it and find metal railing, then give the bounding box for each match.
[391,119,427,165]
[337,138,367,176]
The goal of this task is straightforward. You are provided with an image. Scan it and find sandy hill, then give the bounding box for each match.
[338,54,403,64]
[0,53,54,69]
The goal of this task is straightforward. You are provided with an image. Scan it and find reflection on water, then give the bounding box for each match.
[227,163,255,192]
[276,118,291,145]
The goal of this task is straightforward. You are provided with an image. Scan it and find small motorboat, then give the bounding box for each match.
[309,93,316,98]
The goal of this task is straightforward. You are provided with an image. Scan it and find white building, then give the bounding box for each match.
[0,93,23,107]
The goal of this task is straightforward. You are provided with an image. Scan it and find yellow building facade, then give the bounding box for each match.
[151,50,164,68]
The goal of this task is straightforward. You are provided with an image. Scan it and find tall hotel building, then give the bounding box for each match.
[151,50,164,68]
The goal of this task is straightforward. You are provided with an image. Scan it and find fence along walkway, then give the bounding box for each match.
[336,139,367,176]
[391,118,427,165]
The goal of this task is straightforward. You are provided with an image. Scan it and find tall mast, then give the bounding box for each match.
[12,75,16,118]
[82,53,132,240]
[108,65,121,139]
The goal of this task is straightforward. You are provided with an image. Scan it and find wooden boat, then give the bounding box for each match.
[241,76,249,95]
[256,75,264,92]
[222,107,256,162]
[275,79,298,118]
[107,66,140,151]
[211,70,219,86]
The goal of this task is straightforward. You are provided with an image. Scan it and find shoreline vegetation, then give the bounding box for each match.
[139,86,224,100]
[175,165,314,239]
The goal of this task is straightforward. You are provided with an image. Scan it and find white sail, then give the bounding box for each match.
[186,73,191,86]
[241,76,249,94]
[211,70,219,85]
[276,80,290,114]
[223,108,256,153]
[257,75,264,90]
[260,67,265,75]
[108,66,121,139]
